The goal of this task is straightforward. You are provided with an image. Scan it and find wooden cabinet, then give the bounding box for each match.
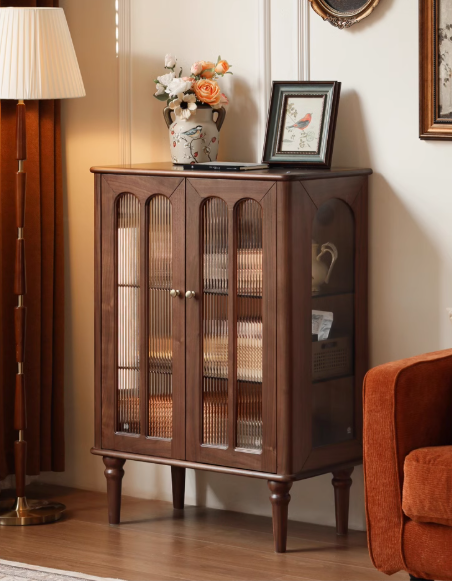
[91,163,371,553]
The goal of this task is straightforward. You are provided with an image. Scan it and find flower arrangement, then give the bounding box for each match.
[154,54,231,120]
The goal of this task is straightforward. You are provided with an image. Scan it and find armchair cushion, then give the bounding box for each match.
[403,446,452,527]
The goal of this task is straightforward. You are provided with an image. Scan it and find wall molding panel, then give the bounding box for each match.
[118,0,132,165]
[258,0,272,157]
[118,0,311,163]
[298,0,310,81]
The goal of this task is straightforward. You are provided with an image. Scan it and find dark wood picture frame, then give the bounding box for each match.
[420,0,452,139]
[262,81,341,169]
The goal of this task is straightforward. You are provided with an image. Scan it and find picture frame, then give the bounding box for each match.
[420,0,452,139]
[262,81,341,168]
[308,0,381,30]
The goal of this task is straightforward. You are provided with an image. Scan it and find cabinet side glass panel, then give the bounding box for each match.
[117,194,141,434]
[202,198,228,448]
[149,195,173,440]
[311,199,355,448]
[236,200,263,452]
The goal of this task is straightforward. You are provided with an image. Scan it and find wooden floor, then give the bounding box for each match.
[0,484,406,581]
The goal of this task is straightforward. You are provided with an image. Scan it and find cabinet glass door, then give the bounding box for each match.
[148,195,173,440]
[202,197,229,447]
[236,200,263,451]
[101,175,185,459]
[186,179,276,473]
[117,194,141,435]
[311,199,355,448]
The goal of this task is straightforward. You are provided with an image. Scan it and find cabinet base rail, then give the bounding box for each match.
[94,448,357,553]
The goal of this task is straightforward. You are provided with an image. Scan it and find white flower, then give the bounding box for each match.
[165,53,177,68]
[169,93,198,119]
[157,71,175,87]
[154,83,166,96]
[180,108,192,120]
[165,77,193,97]
[191,61,203,76]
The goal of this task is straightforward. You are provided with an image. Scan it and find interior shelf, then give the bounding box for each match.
[312,290,354,300]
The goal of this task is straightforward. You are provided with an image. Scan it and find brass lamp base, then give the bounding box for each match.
[0,497,66,526]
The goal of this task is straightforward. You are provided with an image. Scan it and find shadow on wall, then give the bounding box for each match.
[334,92,441,366]
[219,76,260,162]
[369,172,441,365]
[193,468,366,531]
[134,55,260,163]
[347,0,396,34]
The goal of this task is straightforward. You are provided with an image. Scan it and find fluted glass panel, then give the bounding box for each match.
[236,200,263,451]
[117,194,140,434]
[202,198,228,447]
[149,195,173,439]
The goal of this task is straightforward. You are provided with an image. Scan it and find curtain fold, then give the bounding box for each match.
[0,0,64,480]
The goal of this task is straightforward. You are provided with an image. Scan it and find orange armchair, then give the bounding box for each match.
[364,350,452,581]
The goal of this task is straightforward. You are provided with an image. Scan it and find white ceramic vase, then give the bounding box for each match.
[163,105,226,165]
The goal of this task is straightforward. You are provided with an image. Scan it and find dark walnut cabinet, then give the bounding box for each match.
[91,163,371,553]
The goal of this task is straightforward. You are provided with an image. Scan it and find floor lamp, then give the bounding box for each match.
[0,7,85,526]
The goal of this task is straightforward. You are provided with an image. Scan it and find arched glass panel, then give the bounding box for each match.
[312,199,355,447]
[148,195,173,439]
[117,194,140,434]
[236,199,263,451]
[202,198,228,447]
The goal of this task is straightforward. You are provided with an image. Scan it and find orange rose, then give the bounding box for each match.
[200,61,215,79]
[215,60,230,75]
[194,79,221,106]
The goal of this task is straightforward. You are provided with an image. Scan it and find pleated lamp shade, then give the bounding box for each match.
[0,7,85,100]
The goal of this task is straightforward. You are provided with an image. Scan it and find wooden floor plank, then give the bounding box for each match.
[0,484,405,581]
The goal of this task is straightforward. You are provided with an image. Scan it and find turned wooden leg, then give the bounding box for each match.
[332,468,353,536]
[171,466,185,510]
[103,457,126,525]
[268,481,292,553]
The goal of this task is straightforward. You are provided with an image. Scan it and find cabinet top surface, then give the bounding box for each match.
[91,162,372,181]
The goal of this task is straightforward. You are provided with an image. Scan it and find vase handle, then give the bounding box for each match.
[317,242,338,285]
[213,107,226,132]
[163,107,173,129]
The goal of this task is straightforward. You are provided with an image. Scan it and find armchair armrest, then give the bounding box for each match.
[364,349,452,575]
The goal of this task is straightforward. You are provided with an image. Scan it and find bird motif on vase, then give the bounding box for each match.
[181,125,203,139]
[287,113,312,131]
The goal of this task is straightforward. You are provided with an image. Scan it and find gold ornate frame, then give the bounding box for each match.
[419,0,452,139]
[308,0,381,29]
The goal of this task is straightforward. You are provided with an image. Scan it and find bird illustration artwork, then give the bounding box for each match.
[287,113,312,131]
[181,125,203,139]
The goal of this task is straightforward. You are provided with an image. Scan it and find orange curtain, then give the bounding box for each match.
[0,0,65,479]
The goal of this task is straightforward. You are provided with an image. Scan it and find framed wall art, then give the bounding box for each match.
[308,0,381,29]
[262,81,341,168]
[420,0,452,139]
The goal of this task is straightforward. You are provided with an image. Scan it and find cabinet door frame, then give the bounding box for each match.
[185,178,277,473]
[99,174,186,459]
[277,176,368,476]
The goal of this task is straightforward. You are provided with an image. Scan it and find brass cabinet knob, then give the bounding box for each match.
[185,290,196,299]
[170,289,180,298]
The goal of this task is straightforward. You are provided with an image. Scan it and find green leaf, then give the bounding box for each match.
[178,66,183,78]
[154,79,160,84]
[154,93,169,102]
[217,55,221,64]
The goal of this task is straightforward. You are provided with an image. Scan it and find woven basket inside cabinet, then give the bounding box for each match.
[312,336,352,381]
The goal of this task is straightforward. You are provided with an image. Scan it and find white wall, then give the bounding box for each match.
[43,0,452,533]
[310,0,452,363]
